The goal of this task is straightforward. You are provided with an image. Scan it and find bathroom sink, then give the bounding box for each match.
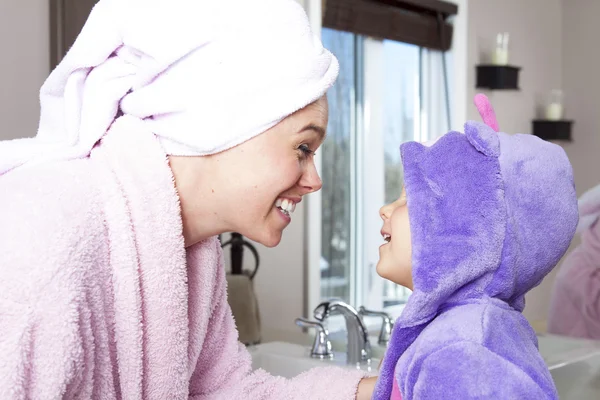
[328,332,386,359]
[539,334,600,400]
[330,332,600,399]
[297,330,600,399]
[248,341,379,379]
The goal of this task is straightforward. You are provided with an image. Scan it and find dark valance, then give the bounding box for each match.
[323,0,458,51]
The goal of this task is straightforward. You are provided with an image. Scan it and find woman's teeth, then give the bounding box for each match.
[382,233,391,243]
[276,198,296,216]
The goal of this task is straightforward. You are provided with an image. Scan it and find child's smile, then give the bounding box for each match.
[376,187,413,290]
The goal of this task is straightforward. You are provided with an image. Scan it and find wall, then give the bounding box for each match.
[466,0,563,133]
[0,0,49,140]
[465,0,600,330]
[467,0,563,329]
[546,0,600,330]
[562,1,600,208]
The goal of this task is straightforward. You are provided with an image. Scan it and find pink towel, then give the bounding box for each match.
[548,183,600,339]
[0,116,366,399]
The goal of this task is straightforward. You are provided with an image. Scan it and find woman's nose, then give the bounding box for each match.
[299,161,323,194]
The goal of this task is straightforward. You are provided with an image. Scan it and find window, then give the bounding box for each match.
[319,28,452,318]
[318,29,355,303]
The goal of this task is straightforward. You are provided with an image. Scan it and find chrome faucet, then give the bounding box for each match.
[294,317,333,359]
[358,306,394,346]
[313,300,372,365]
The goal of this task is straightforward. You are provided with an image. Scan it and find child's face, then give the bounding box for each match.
[377,187,413,289]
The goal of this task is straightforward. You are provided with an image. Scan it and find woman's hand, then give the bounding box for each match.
[356,376,377,400]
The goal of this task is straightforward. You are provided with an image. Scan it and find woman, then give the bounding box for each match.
[548,183,600,340]
[0,0,376,398]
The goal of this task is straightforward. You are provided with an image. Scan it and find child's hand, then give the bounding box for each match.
[356,376,377,400]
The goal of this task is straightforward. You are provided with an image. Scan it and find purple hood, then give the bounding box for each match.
[374,118,578,399]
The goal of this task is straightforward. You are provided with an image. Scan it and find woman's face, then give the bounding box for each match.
[376,187,413,289]
[171,96,328,248]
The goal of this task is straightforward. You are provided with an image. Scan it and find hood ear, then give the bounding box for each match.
[464,121,501,158]
[468,93,501,157]
[474,93,500,132]
[400,140,427,164]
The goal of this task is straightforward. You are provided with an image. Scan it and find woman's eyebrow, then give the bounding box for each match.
[299,123,326,140]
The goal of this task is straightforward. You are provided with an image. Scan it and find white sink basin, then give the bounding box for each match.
[330,332,600,399]
[260,334,600,399]
[248,341,379,379]
[538,334,600,400]
[328,333,386,359]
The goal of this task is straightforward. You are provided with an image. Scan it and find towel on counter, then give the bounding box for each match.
[373,95,578,400]
[0,117,367,399]
[548,183,600,339]
[0,0,338,174]
[227,273,262,345]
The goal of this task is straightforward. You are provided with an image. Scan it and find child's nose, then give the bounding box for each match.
[380,203,394,220]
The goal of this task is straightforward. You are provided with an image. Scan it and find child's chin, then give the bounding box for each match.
[375,261,390,280]
[376,261,410,287]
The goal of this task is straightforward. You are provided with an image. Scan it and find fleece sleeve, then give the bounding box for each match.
[188,262,368,400]
[406,341,557,400]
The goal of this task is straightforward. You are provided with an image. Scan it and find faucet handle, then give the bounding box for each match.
[295,317,333,359]
[358,306,394,346]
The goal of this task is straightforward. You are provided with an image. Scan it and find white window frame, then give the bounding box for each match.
[304,0,468,332]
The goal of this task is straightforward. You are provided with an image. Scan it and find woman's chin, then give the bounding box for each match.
[260,230,283,248]
[260,238,281,248]
[241,228,283,248]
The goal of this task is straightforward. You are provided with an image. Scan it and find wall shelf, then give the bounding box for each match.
[532,120,573,142]
[476,65,521,90]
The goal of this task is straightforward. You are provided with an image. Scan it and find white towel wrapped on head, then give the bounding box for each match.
[0,0,339,174]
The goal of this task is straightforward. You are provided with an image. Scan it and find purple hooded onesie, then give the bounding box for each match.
[373,95,578,400]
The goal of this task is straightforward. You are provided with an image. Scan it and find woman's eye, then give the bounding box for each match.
[298,144,315,157]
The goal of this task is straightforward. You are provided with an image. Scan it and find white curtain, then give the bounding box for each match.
[420,48,452,142]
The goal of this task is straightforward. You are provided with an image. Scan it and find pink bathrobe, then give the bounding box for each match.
[548,216,600,339]
[0,117,366,399]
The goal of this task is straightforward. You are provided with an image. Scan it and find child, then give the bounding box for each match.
[373,94,578,400]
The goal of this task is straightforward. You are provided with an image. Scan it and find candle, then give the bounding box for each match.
[546,102,563,121]
[492,33,509,66]
[492,48,509,65]
[545,90,564,121]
